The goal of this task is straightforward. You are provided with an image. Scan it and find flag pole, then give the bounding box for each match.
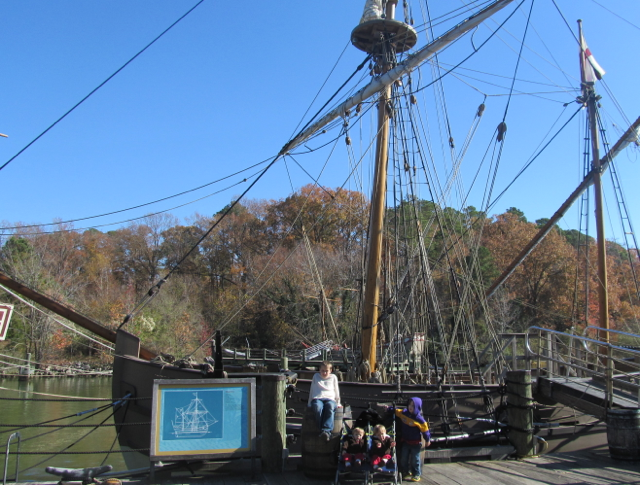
[578,20,610,349]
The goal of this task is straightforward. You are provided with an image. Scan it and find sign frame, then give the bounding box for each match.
[0,304,14,341]
[150,378,256,462]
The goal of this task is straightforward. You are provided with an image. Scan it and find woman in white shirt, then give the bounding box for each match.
[308,361,341,441]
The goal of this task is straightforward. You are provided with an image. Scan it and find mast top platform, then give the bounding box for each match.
[351,19,417,54]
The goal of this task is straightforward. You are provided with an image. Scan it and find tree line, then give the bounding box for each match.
[1,184,638,364]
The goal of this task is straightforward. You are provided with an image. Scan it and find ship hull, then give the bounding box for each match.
[112,334,607,468]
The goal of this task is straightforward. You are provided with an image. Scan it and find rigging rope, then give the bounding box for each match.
[487,105,582,212]
[182,122,375,358]
[0,0,206,174]
[410,0,526,98]
[15,407,120,476]
[0,157,273,232]
[0,284,114,351]
[118,154,282,330]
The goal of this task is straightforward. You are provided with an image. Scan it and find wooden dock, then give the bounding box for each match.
[17,450,640,485]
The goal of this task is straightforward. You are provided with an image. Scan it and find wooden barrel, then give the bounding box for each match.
[301,405,351,478]
[606,408,640,461]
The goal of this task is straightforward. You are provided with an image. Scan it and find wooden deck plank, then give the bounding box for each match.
[503,452,640,484]
[421,465,480,485]
[458,460,573,485]
[526,452,640,484]
[457,462,543,485]
[15,450,640,485]
[421,462,508,485]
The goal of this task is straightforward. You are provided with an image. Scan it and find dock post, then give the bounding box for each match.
[506,370,535,457]
[261,374,287,472]
[19,353,31,380]
[280,349,288,371]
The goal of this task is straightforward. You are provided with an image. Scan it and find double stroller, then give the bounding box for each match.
[334,406,400,485]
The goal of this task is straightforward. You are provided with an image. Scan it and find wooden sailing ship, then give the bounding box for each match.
[1,0,640,471]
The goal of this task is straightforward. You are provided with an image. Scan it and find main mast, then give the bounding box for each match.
[351,0,417,374]
[578,20,609,342]
[348,0,516,374]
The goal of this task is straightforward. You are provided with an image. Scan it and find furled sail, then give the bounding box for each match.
[360,0,383,23]
[281,0,515,156]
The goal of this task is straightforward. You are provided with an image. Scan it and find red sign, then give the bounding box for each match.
[0,304,14,340]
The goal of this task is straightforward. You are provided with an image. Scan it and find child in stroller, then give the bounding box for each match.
[370,424,395,472]
[341,427,367,468]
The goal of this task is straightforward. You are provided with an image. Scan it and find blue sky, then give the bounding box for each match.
[1,1,639,248]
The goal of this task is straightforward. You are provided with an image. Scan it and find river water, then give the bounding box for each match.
[0,376,128,482]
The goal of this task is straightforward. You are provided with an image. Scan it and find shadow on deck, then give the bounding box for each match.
[22,451,640,485]
[537,375,639,417]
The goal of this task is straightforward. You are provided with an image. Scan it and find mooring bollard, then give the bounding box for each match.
[506,370,535,457]
[261,374,286,472]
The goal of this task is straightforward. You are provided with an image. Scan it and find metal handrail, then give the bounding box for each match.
[525,326,640,408]
[582,325,640,344]
[3,432,20,485]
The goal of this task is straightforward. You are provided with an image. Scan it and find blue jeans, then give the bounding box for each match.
[309,398,336,433]
[400,442,422,477]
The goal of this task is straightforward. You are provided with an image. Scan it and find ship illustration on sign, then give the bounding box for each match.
[172,393,218,439]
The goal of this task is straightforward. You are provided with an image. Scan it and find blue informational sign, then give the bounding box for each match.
[151,378,256,460]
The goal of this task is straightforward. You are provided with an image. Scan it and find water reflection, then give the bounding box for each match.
[0,377,127,481]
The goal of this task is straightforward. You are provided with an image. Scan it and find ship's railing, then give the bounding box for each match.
[222,346,359,370]
[0,352,111,378]
[475,333,529,382]
[524,326,640,408]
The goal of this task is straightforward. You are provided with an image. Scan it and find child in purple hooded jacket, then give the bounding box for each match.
[386,397,431,481]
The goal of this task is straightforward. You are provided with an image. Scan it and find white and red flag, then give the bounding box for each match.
[580,29,605,83]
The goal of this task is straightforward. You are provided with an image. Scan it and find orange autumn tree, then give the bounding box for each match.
[482,209,577,331]
[265,184,368,254]
[599,241,640,334]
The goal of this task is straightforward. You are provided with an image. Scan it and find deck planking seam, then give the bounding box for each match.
[13,452,640,485]
[474,453,640,485]
[456,461,540,485]
[459,460,571,485]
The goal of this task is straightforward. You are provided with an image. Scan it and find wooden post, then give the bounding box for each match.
[213,331,225,378]
[261,374,287,472]
[606,345,614,409]
[280,349,288,371]
[546,333,553,376]
[19,353,31,380]
[506,370,535,457]
[536,329,542,378]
